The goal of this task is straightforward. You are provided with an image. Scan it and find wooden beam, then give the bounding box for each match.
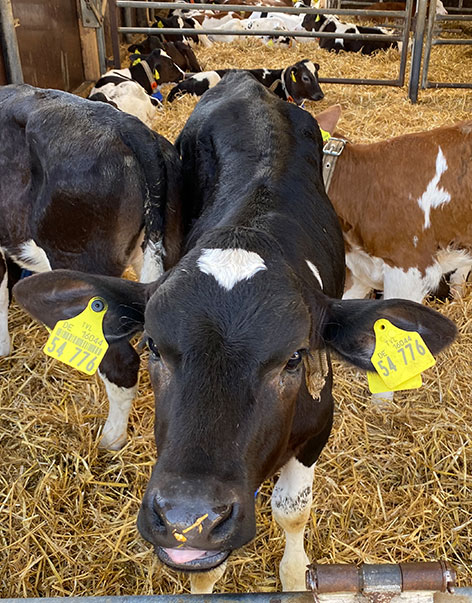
[76,0,100,81]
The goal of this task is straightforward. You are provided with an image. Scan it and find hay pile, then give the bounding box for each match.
[1,35,472,598]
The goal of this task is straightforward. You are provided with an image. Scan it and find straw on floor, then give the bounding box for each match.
[1,31,471,597]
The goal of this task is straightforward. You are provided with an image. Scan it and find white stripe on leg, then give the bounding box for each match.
[98,372,137,450]
[271,457,315,592]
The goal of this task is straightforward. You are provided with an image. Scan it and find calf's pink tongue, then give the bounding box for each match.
[164,548,209,564]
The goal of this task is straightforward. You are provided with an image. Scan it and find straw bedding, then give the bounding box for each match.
[1,31,472,597]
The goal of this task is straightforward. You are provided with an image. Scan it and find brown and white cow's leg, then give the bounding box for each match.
[190,562,227,594]
[98,340,140,450]
[271,457,315,592]
[0,250,10,356]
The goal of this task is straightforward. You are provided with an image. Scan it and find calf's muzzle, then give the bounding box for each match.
[137,474,256,571]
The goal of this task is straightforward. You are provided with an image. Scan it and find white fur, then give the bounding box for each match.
[343,245,385,299]
[193,71,222,89]
[306,260,323,289]
[8,239,51,272]
[304,61,317,77]
[271,457,315,591]
[0,251,10,356]
[98,373,137,450]
[190,562,227,594]
[383,265,431,302]
[417,146,451,230]
[197,248,267,291]
[92,81,160,127]
[140,239,165,283]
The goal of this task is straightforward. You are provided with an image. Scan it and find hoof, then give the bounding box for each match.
[99,429,127,451]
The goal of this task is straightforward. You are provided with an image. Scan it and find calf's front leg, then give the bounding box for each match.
[271,457,315,592]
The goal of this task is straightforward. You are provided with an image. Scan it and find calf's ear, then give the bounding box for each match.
[13,270,153,342]
[321,297,457,370]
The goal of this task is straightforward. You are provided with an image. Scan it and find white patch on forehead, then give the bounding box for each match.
[304,61,316,77]
[417,146,451,229]
[8,240,51,272]
[413,235,418,248]
[262,68,271,77]
[197,248,267,290]
[305,260,323,289]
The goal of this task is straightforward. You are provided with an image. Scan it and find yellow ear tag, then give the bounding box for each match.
[367,318,436,392]
[291,71,297,83]
[43,297,109,376]
[132,57,142,66]
[158,20,164,28]
[154,69,160,81]
[320,127,331,142]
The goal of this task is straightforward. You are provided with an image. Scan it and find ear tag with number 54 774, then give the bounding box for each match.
[367,318,436,392]
[43,297,109,376]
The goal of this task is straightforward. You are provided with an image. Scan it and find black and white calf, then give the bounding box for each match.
[89,48,184,125]
[128,39,202,73]
[167,59,324,104]
[1,84,182,450]
[14,74,455,593]
[302,13,399,54]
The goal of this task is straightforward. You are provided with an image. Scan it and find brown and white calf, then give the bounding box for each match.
[1,84,182,449]
[322,107,472,303]
[14,76,455,593]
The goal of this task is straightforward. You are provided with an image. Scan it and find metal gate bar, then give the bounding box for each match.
[2,589,472,603]
[421,2,472,90]
[112,0,413,91]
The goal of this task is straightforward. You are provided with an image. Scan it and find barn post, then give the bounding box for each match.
[408,0,428,102]
[0,0,23,84]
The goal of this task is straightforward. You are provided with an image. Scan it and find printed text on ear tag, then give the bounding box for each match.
[369,318,436,390]
[43,297,109,376]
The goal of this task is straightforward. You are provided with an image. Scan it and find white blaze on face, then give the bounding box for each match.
[304,61,316,77]
[306,259,323,289]
[197,248,267,290]
[417,146,451,229]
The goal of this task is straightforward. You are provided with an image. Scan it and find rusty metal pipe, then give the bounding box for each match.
[306,562,456,595]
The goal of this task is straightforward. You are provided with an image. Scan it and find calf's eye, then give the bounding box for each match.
[147,337,161,361]
[285,350,303,372]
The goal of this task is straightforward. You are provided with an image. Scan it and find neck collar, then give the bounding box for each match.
[141,60,158,91]
[280,67,295,103]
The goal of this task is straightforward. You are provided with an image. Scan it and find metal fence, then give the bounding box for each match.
[111,0,416,93]
[421,1,472,89]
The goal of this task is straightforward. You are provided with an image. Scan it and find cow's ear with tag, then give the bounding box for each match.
[321,297,457,370]
[13,269,153,342]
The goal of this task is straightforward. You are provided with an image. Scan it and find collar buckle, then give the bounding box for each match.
[323,137,347,156]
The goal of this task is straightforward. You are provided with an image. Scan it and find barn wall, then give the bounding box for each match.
[11,0,85,91]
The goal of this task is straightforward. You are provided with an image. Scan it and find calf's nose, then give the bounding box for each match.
[153,496,235,548]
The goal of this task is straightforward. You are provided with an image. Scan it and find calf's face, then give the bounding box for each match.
[137,249,318,570]
[13,267,456,573]
[287,60,324,103]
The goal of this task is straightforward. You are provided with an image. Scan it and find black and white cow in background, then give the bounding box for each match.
[302,13,399,54]
[14,74,456,593]
[128,39,202,73]
[89,48,184,126]
[1,84,182,450]
[167,59,324,104]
